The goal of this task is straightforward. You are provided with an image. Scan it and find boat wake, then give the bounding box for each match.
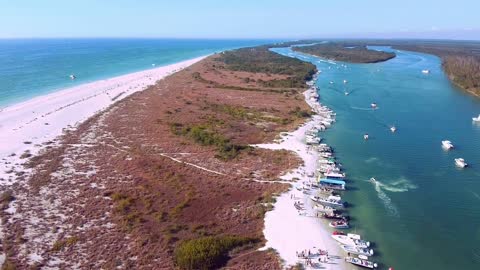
[371,177,417,217]
[378,177,418,193]
[350,106,375,111]
[373,181,399,217]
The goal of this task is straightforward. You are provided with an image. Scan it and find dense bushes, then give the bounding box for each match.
[293,43,396,63]
[170,123,249,160]
[217,47,316,88]
[174,236,256,270]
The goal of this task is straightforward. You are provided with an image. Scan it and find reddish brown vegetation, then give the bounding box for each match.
[0,49,315,269]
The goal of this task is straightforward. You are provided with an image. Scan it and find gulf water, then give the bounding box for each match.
[0,38,275,107]
[272,46,480,269]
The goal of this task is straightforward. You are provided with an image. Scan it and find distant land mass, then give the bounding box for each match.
[343,39,480,97]
[292,43,396,63]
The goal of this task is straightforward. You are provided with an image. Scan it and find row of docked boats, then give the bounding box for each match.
[332,231,378,268]
[304,83,378,269]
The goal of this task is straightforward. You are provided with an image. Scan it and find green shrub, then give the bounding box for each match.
[174,236,256,270]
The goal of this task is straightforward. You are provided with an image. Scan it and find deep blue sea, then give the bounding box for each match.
[272,46,480,270]
[0,38,276,107]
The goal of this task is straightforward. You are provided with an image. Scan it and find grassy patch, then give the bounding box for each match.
[174,236,257,270]
[51,236,79,252]
[170,123,249,160]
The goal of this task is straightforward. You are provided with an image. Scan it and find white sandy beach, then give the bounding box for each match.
[256,85,349,270]
[0,56,206,185]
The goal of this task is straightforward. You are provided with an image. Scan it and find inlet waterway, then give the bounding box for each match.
[272,46,480,270]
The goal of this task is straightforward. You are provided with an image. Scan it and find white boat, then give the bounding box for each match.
[340,245,374,256]
[422,69,430,74]
[442,140,454,150]
[371,103,377,109]
[332,233,370,248]
[329,220,349,229]
[345,92,349,96]
[364,134,369,140]
[455,158,468,168]
[370,177,376,183]
[345,257,378,269]
[324,172,346,179]
[311,195,345,208]
[330,81,334,84]
[343,79,348,84]
[473,114,480,122]
[390,126,396,133]
[69,74,76,80]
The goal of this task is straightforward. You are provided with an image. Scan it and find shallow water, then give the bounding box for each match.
[272,46,480,270]
[0,38,275,107]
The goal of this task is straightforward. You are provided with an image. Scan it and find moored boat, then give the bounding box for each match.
[311,195,345,208]
[329,219,349,229]
[422,69,430,74]
[332,233,370,248]
[345,256,378,269]
[390,126,396,133]
[340,245,374,256]
[324,172,346,179]
[473,114,480,122]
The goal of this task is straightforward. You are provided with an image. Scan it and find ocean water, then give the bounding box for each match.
[273,46,480,269]
[0,38,276,107]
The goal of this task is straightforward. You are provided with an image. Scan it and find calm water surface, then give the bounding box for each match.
[0,38,276,107]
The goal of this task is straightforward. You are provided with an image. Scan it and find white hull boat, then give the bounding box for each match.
[332,234,370,248]
[345,257,378,269]
[341,245,374,256]
[324,172,346,179]
[455,158,467,168]
[442,140,454,150]
[473,114,480,122]
[311,195,345,208]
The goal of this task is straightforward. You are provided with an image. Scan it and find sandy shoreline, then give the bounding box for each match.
[256,78,349,270]
[0,56,207,185]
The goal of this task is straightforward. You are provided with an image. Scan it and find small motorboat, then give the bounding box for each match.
[442,140,454,150]
[390,126,397,133]
[324,172,346,179]
[370,177,376,183]
[345,92,349,96]
[332,233,370,248]
[341,245,374,256]
[473,114,480,122]
[311,195,345,208]
[343,79,348,84]
[345,256,378,269]
[329,220,349,229]
[422,69,430,74]
[371,103,377,109]
[455,158,468,168]
[69,74,76,80]
[330,81,334,84]
[321,212,348,220]
[364,134,369,140]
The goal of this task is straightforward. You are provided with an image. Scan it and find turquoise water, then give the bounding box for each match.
[0,39,276,107]
[273,46,480,269]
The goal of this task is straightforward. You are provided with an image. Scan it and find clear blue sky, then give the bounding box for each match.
[1,0,479,40]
